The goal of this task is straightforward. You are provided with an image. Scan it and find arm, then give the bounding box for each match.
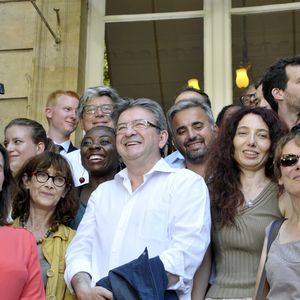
[64,192,98,291]
[71,272,112,300]
[253,237,269,300]
[160,172,211,292]
[21,232,46,300]
[191,245,212,300]
[166,272,180,287]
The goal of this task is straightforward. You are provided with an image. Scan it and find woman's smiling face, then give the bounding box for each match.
[80,126,119,176]
[233,113,271,172]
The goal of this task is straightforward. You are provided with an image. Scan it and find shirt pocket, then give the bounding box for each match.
[138,209,169,242]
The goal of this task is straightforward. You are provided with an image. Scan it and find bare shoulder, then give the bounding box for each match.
[278,191,292,218]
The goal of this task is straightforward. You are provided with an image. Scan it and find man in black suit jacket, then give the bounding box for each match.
[45,89,80,153]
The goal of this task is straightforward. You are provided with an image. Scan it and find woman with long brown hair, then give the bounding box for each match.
[12,151,79,299]
[204,107,287,299]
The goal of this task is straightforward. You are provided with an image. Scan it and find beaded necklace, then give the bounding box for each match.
[20,215,54,245]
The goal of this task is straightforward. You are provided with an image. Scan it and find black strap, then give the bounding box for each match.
[255,218,286,300]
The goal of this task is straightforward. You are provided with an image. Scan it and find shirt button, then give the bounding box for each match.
[47,269,54,277]
[48,295,56,300]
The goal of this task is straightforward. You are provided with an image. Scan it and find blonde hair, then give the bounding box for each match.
[46,90,80,107]
[273,131,300,180]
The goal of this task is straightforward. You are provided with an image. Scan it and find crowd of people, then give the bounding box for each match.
[0,55,299,300]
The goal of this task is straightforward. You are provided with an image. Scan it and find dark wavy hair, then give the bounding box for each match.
[206,107,288,228]
[0,144,15,225]
[12,151,79,231]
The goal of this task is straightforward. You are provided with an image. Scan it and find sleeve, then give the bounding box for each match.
[64,190,98,292]
[21,232,46,300]
[159,171,211,294]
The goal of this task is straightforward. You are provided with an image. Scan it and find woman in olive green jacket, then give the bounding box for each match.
[12,151,79,300]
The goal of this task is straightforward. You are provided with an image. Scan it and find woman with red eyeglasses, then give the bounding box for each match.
[254,131,300,299]
[12,151,79,300]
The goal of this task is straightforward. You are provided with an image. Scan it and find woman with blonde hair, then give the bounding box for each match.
[254,131,300,299]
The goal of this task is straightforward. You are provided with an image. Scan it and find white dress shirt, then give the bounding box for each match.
[57,140,71,155]
[64,149,89,187]
[165,150,185,169]
[65,158,211,299]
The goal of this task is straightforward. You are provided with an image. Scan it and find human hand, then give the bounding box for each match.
[76,286,113,300]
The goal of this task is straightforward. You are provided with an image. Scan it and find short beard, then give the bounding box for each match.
[185,149,207,164]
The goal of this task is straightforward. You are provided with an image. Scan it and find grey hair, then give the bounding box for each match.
[112,98,167,131]
[166,98,215,136]
[78,86,121,118]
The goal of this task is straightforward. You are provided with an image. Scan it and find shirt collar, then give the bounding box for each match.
[56,140,71,152]
[116,158,177,181]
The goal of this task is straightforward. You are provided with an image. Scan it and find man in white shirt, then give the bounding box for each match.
[45,90,80,154]
[65,98,211,300]
[166,98,217,177]
[65,86,122,186]
[167,98,217,299]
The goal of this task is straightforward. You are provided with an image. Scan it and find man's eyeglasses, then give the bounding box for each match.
[116,119,161,134]
[240,93,260,107]
[32,171,67,187]
[83,104,113,115]
[278,154,300,167]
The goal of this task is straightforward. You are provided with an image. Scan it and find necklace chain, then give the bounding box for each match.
[20,215,53,245]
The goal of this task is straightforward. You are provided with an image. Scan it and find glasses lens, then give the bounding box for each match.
[54,176,66,187]
[133,119,148,130]
[36,171,49,183]
[116,123,127,133]
[280,154,299,167]
[240,96,248,105]
[102,105,113,114]
[241,94,257,106]
[84,105,95,114]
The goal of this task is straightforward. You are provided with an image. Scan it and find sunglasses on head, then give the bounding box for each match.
[279,154,300,167]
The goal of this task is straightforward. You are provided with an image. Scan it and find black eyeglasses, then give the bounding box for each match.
[32,171,67,187]
[240,93,260,107]
[279,154,300,167]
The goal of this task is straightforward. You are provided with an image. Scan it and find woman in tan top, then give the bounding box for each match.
[254,131,300,299]
[193,107,287,300]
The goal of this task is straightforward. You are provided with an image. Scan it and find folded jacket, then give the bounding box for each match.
[96,248,178,300]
